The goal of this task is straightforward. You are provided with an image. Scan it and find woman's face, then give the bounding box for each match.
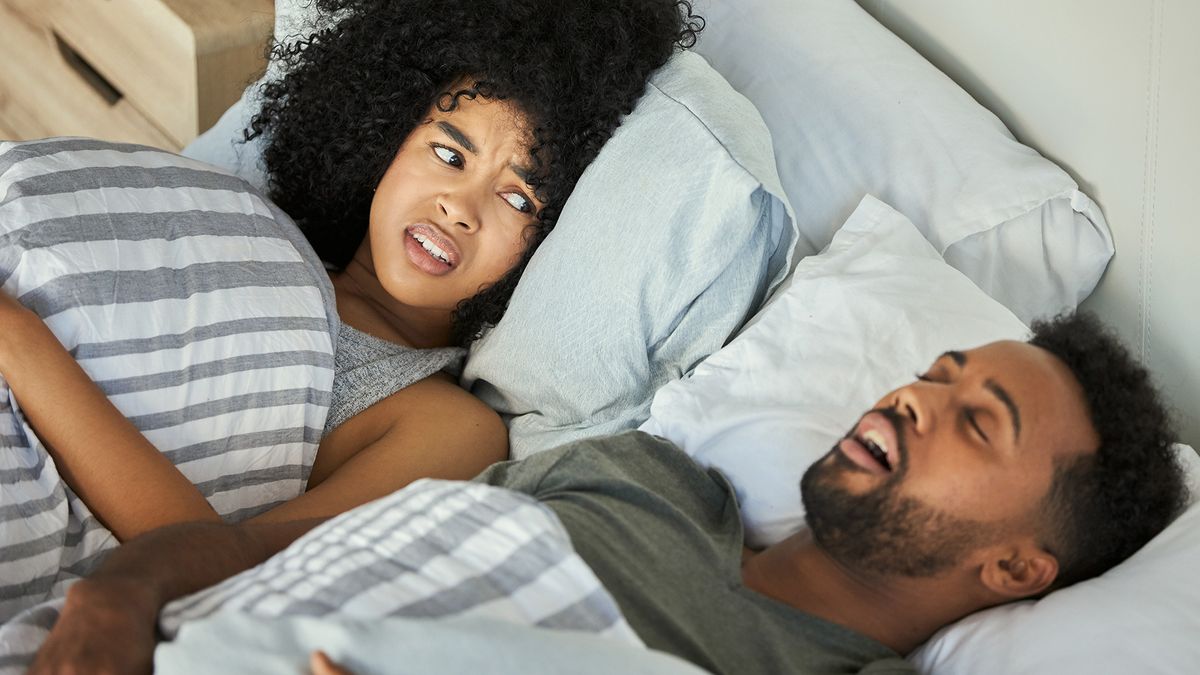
[365,95,542,313]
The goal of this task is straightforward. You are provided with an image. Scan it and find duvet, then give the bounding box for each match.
[0,138,338,621]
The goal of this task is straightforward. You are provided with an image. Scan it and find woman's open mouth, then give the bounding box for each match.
[404,224,460,276]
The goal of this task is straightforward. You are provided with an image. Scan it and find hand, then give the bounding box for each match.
[28,579,158,675]
[311,651,356,675]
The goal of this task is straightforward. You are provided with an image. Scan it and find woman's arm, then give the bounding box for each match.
[0,291,219,540]
[30,375,506,673]
[250,374,509,524]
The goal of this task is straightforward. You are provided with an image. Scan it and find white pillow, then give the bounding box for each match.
[640,195,1027,547]
[641,195,1200,673]
[911,443,1200,675]
[462,52,797,459]
[692,0,1114,323]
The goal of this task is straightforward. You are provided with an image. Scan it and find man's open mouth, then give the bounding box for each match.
[856,429,893,471]
[838,411,900,474]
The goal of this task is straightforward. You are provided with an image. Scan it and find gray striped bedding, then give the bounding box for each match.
[0,480,641,671]
[0,138,338,622]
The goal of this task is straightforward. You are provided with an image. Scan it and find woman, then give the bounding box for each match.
[0,0,701,544]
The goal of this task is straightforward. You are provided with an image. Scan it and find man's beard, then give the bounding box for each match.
[800,411,990,578]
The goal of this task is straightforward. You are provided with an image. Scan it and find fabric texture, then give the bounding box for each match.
[641,195,1029,547]
[156,478,637,640]
[474,431,915,675]
[0,479,640,672]
[156,614,709,675]
[462,51,798,459]
[692,0,1114,323]
[0,138,337,624]
[323,325,464,434]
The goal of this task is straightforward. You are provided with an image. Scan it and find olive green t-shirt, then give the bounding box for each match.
[474,431,915,675]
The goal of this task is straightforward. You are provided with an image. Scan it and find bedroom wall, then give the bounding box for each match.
[857,0,1200,448]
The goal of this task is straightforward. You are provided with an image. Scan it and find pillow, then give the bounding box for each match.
[692,0,1114,323]
[640,194,1027,547]
[641,195,1200,673]
[184,6,798,460]
[910,443,1200,674]
[180,0,312,190]
[461,51,797,459]
[0,138,337,615]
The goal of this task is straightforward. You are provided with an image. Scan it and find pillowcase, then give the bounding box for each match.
[911,443,1200,674]
[692,0,1114,323]
[461,51,796,459]
[640,194,1027,547]
[183,4,798,460]
[641,194,1200,673]
[0,138,337,616]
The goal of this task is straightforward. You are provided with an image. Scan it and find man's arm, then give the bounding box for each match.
[29,518,323,675]
[0,291,219,541]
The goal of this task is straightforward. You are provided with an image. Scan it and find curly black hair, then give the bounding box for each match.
[244,0,703,345]
[1030,311,1188,588]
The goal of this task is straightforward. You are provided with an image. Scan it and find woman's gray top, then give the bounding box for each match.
[324,324,467,435]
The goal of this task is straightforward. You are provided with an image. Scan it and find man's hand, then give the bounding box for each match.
[28,578,159,675]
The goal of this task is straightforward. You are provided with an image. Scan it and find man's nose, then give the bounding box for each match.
[891,383,937,437]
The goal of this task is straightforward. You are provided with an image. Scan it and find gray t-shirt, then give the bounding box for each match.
[475,431,915,675]
[324,325,466,434]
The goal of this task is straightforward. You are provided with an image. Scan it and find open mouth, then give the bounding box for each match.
[403,223,460,275]
[412,231,452,265]
[857,429,893,471]
[838,412,899,474]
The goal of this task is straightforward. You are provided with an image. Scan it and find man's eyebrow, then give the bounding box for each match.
[984,379,1022,441]
[436,121,476,154]
[940,350,967,367]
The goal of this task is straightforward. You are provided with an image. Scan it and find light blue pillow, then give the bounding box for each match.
[462,52,798,459]
[185,45,798,460]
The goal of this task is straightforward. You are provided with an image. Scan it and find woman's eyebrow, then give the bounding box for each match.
[436,121,476,154]
[509,163,535,185]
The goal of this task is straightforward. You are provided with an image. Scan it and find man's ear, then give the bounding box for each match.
[978,540,1059,600]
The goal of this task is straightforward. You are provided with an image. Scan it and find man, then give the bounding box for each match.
[30,312,1188,673]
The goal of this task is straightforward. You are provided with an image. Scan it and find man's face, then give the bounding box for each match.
[800,340,1099,578]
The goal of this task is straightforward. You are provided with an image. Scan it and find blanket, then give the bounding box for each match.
[0,480,642,672]
[0,138,338,622]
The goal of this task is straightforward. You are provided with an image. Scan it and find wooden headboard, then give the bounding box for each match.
[857,0,1200,447]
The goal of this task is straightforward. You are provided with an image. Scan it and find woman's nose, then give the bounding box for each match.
[437,190,481,233]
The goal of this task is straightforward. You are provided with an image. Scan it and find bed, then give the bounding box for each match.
[0,0,1197,672]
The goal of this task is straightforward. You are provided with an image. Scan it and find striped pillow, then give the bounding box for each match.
[0,138,338,620]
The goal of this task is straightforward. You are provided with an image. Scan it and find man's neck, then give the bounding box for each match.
[741,530,979,655]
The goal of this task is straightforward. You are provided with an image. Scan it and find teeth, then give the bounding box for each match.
[412,233,451,264]
[863,429,888,453]
[861,429,891,469]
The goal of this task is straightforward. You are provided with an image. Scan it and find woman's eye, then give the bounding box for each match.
[431,144,463,168]
[502,191,533,214]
